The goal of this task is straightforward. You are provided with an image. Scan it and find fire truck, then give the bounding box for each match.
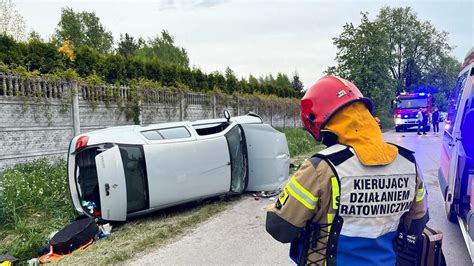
[392,92,433,132]
[439,47,474,262]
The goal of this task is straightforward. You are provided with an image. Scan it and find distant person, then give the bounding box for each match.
[432,107,440,134]
[417,108,426,135]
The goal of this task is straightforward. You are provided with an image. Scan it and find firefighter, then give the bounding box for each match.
[266,75,429,265]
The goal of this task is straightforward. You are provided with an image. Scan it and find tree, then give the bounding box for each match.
[424,55,461,111]
[117,33,142,57]
[55,7,114,54]
[135,30,189,67]
[327,7,460,116]
[376,7,452,93]
[275,73,291,88]
[329,12,395,115]
[225,67,238,93]
[290,72,304,94]
[0,0,26,41]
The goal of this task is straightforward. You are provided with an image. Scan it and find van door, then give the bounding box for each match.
[95,146,127,221]
[241,124,290,191]
[144,134,230,209]
[444,69,471,216]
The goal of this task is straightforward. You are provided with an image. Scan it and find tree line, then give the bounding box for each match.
[327,7,461,114]
[0,4,304,98]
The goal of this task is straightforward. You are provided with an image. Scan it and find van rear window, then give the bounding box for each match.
[119,145,149,214]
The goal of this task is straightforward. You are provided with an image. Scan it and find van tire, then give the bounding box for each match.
[448,205,458,223]
[395,126,401,132]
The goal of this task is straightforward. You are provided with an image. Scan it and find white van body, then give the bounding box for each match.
[68,114,290,221]
[439,48,474,262]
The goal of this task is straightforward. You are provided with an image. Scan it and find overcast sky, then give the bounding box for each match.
[15,0,473,88]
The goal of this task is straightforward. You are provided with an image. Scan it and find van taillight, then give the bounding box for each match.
[75,136,89,152]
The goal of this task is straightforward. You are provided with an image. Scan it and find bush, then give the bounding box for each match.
[379,115,395,130]
[277,128,320,157]
[0,159,75,260]
[0,34,301,98]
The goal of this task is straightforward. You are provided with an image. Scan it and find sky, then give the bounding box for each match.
[15,0,474,89]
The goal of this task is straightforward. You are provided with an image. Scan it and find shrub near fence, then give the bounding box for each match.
[0,72,301,170]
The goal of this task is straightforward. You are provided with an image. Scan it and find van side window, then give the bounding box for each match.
[193,122,230,136]
[141,127,191,140]
[158,127,191,139]
[142,130,163,140]
[447,70,469,135]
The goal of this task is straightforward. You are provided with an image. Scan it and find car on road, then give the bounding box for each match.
[68,112,290,222]
[439,47,474,262]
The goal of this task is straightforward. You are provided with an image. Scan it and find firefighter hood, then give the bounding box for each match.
[325,101,397,166]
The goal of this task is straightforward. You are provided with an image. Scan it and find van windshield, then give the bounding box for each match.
[397,98,428,109]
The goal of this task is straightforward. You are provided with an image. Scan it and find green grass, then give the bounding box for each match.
[379,115,395,131]
[0,127,322,263]
[0,159,75,260]
[277,127,321,157]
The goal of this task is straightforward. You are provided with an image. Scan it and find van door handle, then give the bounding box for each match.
[105,183,110,196]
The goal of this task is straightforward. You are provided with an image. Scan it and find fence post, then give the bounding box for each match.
[270,104,273,127]
[71,81,81,136]
[212,94,216,119]
[236,96,240,116]
[138,99,143,125]
[179,90,185,121]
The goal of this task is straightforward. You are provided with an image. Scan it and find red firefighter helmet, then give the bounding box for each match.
[300,75,374,141]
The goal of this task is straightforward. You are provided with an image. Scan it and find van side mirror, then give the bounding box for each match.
[462,109,474,158]
[224,109,231,122]
[391,99,395,109]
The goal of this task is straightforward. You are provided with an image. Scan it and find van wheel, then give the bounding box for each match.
[395,126,401,132]
[448,205,458,223]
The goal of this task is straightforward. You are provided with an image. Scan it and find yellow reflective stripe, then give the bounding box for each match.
[327,213,334,233]
[290,177,318,202]
[416,188,425,202]
[331,176,340,210]
[285,182,317,210]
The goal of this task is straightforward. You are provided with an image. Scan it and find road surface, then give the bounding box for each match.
[132,129,471,265]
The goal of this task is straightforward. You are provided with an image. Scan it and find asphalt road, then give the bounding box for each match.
[131,128,471,265]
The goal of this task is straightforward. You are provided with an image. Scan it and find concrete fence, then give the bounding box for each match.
[0,73,300,170]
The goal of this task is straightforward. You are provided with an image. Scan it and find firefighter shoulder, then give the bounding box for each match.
[265,75,429,265]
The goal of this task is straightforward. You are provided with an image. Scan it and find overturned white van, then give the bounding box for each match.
[68,113,290,221]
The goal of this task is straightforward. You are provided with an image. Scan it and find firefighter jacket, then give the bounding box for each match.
[266,143,429,266]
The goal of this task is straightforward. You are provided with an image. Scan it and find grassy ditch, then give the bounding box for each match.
[277,127,321,158]
[0,127,322,263]
[57,199,235,265]
[0,159,75,260]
